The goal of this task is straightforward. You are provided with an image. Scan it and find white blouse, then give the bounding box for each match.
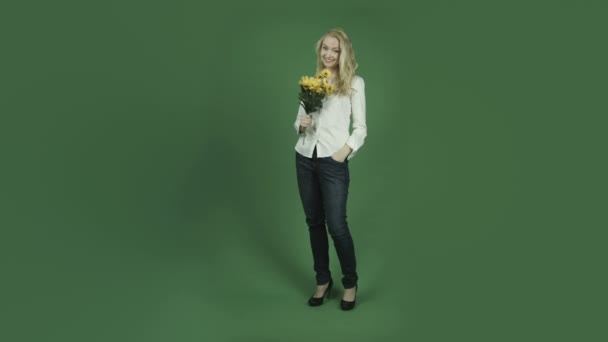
[293,75,367,161]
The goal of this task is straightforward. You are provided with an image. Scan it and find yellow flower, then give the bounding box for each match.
[299,72,334,94]
[299,76,310,86]
[316,69,331,79]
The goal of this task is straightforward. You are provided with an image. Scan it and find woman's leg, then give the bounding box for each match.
[295,151,331,285]
[317,157,358,289]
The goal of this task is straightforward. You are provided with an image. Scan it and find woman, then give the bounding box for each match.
[293,28,367,311]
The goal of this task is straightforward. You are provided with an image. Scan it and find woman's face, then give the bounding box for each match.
[321,36,341,70]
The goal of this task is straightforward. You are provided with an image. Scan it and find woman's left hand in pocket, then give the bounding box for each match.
[331,153,346,163]
[331,145,352,163]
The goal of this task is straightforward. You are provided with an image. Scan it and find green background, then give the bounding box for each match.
[1,0,606,341]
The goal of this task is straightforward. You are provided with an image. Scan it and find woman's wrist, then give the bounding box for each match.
[343,144,352,158]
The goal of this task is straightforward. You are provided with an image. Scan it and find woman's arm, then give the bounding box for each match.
[294,103,314,134]
[344,76,367,159]
[294,104,305,134]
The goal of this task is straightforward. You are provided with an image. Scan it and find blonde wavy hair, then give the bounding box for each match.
[314,28,358,96]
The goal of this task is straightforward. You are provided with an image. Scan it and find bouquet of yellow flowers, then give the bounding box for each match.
[298,69,335,144]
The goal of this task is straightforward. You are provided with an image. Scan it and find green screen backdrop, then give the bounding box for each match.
[1,0,605,341]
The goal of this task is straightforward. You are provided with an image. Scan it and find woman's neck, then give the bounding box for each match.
[328,70,339,83]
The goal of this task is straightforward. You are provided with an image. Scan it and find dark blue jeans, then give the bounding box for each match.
[295,147,358,289]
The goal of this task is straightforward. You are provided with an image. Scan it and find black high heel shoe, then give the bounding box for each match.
[308,279,333,306]
[340,285,358,311]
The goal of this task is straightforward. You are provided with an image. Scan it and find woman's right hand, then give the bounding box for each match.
[299,114,313,129]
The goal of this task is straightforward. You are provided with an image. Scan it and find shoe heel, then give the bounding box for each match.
[308,279,333,306]
[340,284,358,311]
